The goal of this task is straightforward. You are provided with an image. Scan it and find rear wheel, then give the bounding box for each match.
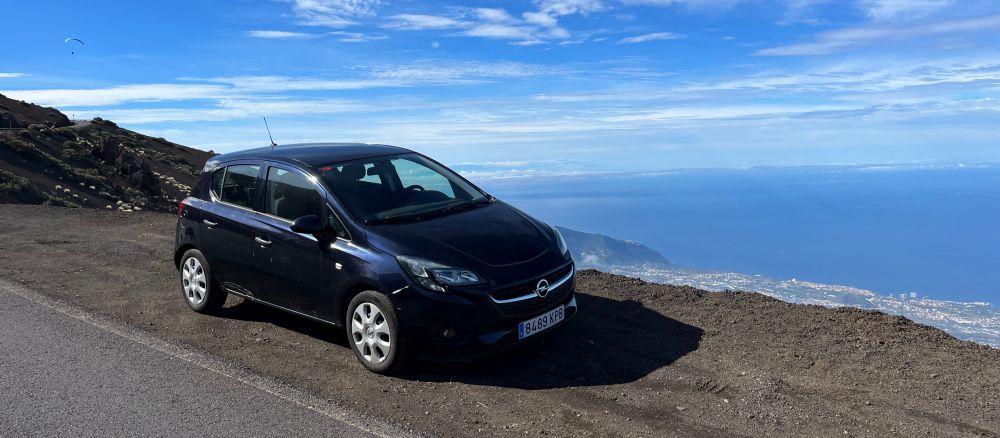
[179,249,226,313]
[347,291,411,374]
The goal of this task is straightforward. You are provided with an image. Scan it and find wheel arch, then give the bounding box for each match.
[174,244,197,269]
[337,281,384,325]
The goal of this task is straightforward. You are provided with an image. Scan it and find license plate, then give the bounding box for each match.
[518,305,565,339]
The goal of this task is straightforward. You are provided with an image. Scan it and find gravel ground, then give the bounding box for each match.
[1,204,998,437]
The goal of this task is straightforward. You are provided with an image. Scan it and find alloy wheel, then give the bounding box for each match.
[181,256,207,306]
[351,302,391,364]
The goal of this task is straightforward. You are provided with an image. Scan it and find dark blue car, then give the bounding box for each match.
[174,143,577,373]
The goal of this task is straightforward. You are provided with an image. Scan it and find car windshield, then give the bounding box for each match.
[317,153,490,224]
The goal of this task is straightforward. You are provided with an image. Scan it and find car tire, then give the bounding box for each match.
[179,249,227,314]
[347,291,411,374]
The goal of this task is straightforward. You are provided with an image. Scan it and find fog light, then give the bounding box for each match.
[442,328,456,339]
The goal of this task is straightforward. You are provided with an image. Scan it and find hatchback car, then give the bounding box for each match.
[174,143,577,373]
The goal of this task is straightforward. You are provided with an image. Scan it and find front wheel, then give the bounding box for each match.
[347,291,411,374]
[179,249,227,314]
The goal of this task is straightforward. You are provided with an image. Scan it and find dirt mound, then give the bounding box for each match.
[0,94,213,212]
[1,205,997,437]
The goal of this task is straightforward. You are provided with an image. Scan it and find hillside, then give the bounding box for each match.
[557,226,671,267]
[0,93,212,212]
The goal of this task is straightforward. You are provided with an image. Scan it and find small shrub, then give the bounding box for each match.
[42,193,80,208]
[0,169,30,194]
[55,127,77,138]
[62,140,89,161]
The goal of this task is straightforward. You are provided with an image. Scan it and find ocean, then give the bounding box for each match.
[471,164,1000,304]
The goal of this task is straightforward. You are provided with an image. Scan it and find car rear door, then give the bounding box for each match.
[200,162,262,298]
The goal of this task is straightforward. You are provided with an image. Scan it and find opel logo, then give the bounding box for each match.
[535,279,550,298]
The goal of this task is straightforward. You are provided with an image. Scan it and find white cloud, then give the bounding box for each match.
[329,31,388,42]
[756,14,1000,55]
[536,0,605,16]
[858,0,953,21]
[291,0,383,27]
[383,1,599,45]
[476,8,516,23]
[619,0,746,8]
[2,84,230,107]
[0,61,559,108]
[622,0,955,22]
[618,32,684,44]
[383,14,468,30]
[247,29,386,42]
[463,24,536,40]
[0,73,25,78]
[522,11,559,27]
[246,30,319,39]
[67,98,374,124]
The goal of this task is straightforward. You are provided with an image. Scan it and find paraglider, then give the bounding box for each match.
[65,38,84,54]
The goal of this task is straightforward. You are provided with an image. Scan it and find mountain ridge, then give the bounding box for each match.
[0,93,212,212]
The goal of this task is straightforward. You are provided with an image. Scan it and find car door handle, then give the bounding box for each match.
[255,236,272,247]
[203,220,218,228]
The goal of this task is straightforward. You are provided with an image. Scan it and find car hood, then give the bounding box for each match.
[366,201,553,268]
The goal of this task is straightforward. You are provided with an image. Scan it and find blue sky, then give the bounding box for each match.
[2,0,1000,172]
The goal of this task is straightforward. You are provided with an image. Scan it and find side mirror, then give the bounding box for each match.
[290,215,325,234]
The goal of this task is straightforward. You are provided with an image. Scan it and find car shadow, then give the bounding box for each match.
[216,299,351,348]
[407,293,703,389]
[215,292,703,390]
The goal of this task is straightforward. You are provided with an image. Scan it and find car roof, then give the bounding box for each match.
[206,143,413,169]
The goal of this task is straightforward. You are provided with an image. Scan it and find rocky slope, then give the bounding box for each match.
[0,93,212,212]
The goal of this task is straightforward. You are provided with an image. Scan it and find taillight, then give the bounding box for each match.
[178,197,189,217]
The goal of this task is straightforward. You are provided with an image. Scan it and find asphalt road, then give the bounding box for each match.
[0,280,401,438]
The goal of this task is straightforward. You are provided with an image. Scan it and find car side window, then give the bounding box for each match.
[265,167,323,222]
[211,168,225,199]
[327,205,350,240]
[219,165,259,209]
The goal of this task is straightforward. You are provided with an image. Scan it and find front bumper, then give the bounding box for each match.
[415,292,577,362]
[392,266,578,362]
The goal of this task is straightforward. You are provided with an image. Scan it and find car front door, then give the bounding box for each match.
[200,163,261,298]
[249,164,346,319]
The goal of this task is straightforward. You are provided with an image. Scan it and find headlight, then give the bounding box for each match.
[551,225,570,258]
[397,255,483,292]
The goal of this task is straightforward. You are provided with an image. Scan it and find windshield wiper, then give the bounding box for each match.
[439,198,493,215]
[366,213,424,225]
[368,198,494,225]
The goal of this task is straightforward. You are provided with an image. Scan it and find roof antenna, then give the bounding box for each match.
[263,116,277,150]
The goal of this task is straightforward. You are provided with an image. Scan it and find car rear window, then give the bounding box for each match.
[211,168,225,199]
[219,165,259,209]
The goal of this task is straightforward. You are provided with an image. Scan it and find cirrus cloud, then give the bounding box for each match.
[291,0,384,27]
[617,32,684,44]
[246,30,319,39]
